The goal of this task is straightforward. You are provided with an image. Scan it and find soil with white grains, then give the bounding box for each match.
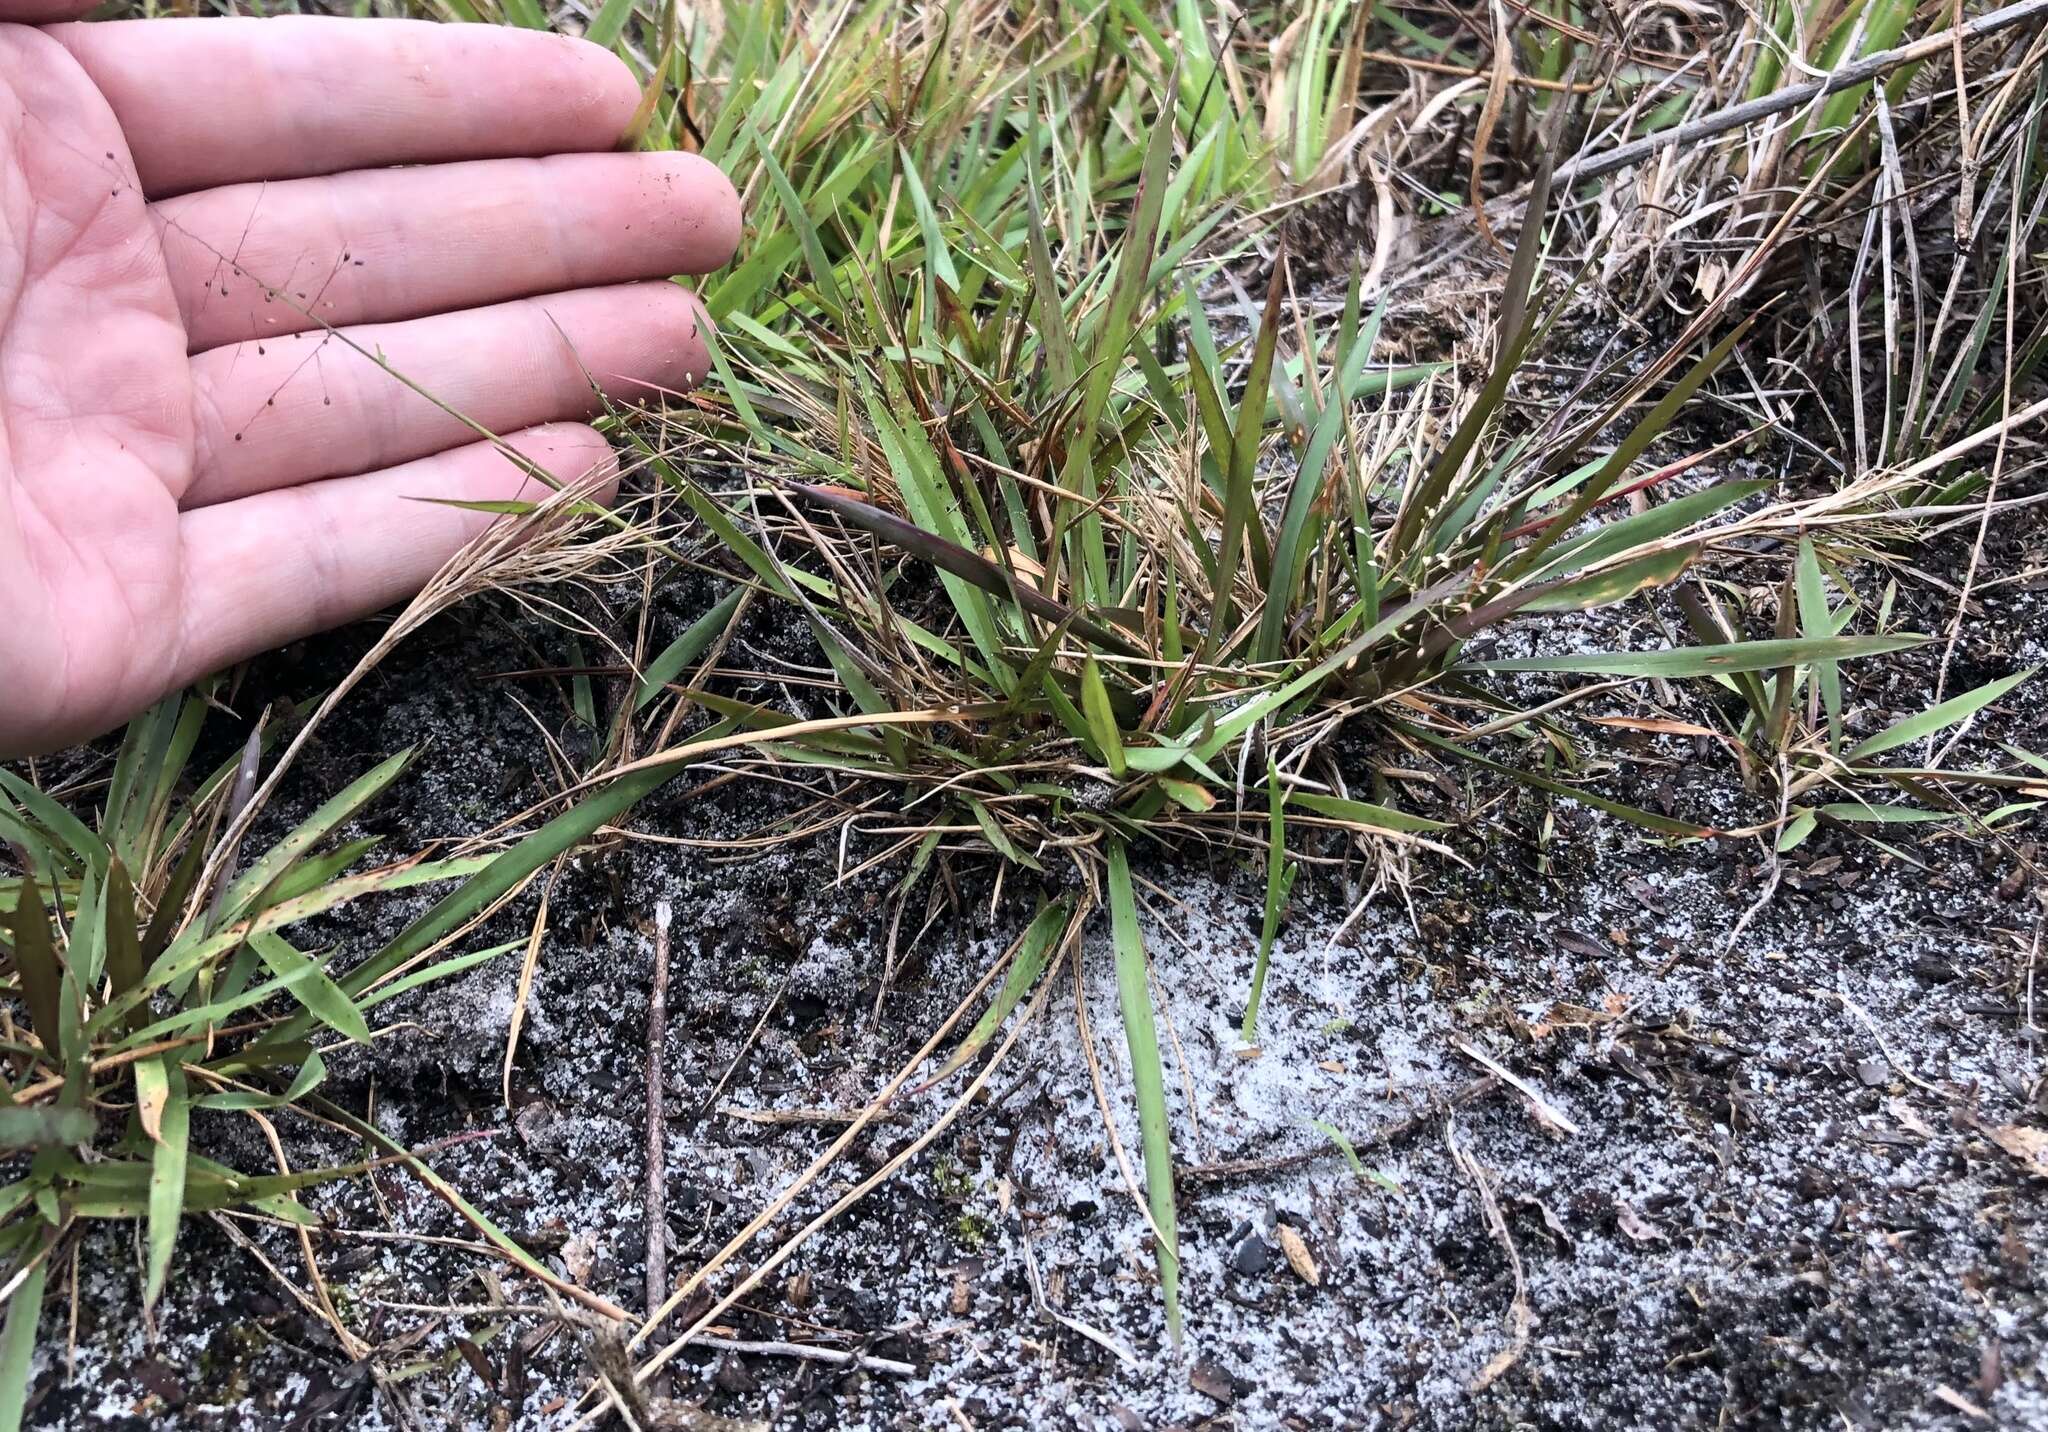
[13,459,2048,1432]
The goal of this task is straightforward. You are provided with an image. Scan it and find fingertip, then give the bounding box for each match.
[676,151,745,271]
[504,421,621,505]
[553,32,644,147]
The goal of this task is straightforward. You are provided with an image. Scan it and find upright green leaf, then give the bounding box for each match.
[924,902,1070,1087]
[0,1253,45,1432]
[1212,258,1286,641]
[219,751,414,924]
[7,874,62,1052]
[1241,761,1298,1040]
[138,1056,190,1314]
[1796,538,1844,751]
[1106,841,1181,1343]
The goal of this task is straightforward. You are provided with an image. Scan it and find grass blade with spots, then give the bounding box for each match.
[0,770,106,880]
[103,859,145,1034]
[1290,792,1448,834]
[1517,545,1701,614]
[252,934,372,1045]
[218,751,414,924]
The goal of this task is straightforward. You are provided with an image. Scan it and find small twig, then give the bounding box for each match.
[2026,919,2041,1035]
[1178,1075,1500,1189]
[688,1334,916,1378]
[1725,765,1792,956]
[681,974,788,1134]
[1828,987,1946,1096]
[1448,1117,1530,1393]
[645,899,673,1400]
[1450,1041,1580,1136]
[716,1104,908,1127]
[1016,1209,1140,1369]
[502,868,559,1110]
[1554,0,2048,185]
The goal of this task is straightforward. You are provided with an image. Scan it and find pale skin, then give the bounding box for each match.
[0,5,742,757]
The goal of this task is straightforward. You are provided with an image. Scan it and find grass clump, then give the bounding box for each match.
[609,0,1960,1342]
[0,680,703,1420]
[13,1,2040,1392]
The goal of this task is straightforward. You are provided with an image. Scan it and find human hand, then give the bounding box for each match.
[0,8,740,757]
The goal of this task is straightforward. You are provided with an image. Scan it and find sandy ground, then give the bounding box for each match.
[15,483,2048,1431]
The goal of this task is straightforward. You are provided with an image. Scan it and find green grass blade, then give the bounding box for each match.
[220,750,414,924]
[103,859,145,1009]
[7,874,62,1053]
[356,940,524,1011]
[1796,538,1844,751]
[1504,320,1749,578]
[1470,635,1925,679]
[252,934,372,1045]
[1534,481,1766,580]
[635,588,744,712]
[0,1253,45,1432]
[1290,792,1448,834]
[582,0,638,49]
[1517,545,1700,614]
[924,901,1071,1087]
[1241,761,1296,1041]
[1846,668,2035,762]
[1080,656,1127,779]
[1106,840,1181,1343]
[139,1056,190,1313]
[1212,258,1286,641]
[0,770,107,880]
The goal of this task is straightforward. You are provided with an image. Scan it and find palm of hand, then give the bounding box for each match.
[0,12,738,756]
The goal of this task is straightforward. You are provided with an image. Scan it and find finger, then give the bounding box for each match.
[50,18,639,197]
[175,423,618,686]
[156,151,740,352]
[185,282,708,508]
[0,0,97,18]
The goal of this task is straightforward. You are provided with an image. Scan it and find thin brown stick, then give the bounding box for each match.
[1554,0,2048,184]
